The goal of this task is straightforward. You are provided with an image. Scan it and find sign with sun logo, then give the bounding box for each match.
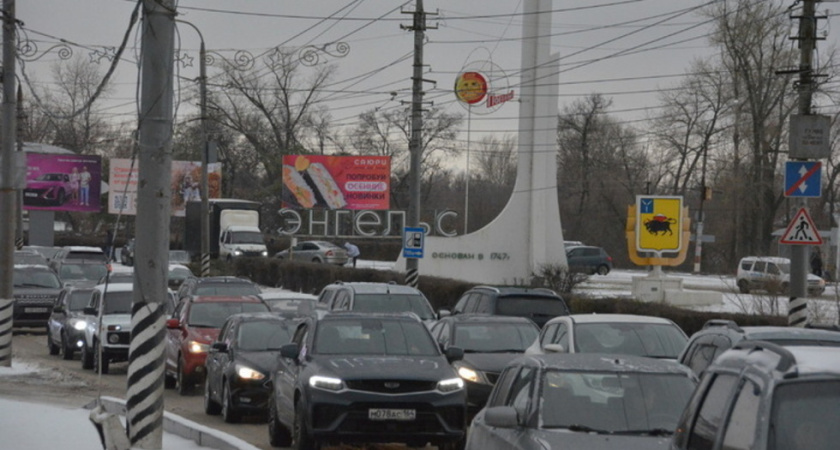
[455,71,488,105]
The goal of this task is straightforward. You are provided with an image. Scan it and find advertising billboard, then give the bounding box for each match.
[282,155,390,210]
[24,152,102,212]
[108,158,222,217]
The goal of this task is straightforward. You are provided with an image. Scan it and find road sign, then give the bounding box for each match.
[780,208,823,245]
[403,227,424,258]
[635,196,683,252]
[784,161,821,197]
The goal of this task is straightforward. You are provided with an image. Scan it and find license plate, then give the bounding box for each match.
[24,192,37,197]
[368,408,416,421]
[25,307,48,313]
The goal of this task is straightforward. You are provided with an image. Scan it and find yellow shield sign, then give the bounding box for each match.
[636,196,683,252]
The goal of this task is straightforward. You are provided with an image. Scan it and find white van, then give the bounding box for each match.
[736,256,825,296]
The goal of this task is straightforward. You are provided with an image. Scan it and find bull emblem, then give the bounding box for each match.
[644,214,677,236]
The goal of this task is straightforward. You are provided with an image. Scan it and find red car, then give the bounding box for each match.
[23,173,72,206]
[165,295,269,395]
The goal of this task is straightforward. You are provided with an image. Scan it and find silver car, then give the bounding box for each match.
[467,353,697,450]
[274,240,348,265]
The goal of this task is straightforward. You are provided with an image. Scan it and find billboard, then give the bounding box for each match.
[282,155,390,210]
[24,153,102,212]
[108,159,222,217]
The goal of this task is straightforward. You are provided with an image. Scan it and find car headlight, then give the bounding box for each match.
[235,364,265,381]
[261,250,269,257]
[233,249,243,256]
[437,377,465,393]
[309,375,344,391]
[72,319,88,331]
[456,366,481,383]
[187,340,209,354]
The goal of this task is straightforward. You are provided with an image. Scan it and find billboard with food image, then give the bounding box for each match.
[108,158,222,216]
[282,155,390,210]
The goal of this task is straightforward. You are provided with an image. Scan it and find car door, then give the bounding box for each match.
[541,320,570,353]
[469,365,536,450]
[165,301,188,374]
[206,318,235,402]
[49,290,69,344]
[274,320,311,428]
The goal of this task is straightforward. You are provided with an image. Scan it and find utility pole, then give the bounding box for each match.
[0,0,17,368]
[402,0,435,288]
[126,0,175,446]
[788,0,817,327]
[15,85,24,250]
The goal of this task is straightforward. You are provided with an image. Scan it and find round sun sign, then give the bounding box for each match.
[454,71,488,105]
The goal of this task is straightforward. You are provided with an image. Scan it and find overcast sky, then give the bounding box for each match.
[16,0,828,158]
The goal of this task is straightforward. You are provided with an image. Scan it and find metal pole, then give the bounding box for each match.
[789,0,816,327]
[464,106,471,235]
[0,0,18,368]
[126,0,175,446]
[405,0,426,288]
[15,85,24,249]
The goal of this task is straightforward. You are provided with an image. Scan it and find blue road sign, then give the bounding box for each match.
[785,161,821,197]
[403,227,424,258]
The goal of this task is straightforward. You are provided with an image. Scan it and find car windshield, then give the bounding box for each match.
[65,252,107,262]
[352,294,435,320]
[573,322,687,359]
[188,302,269,328]
[14,268,62,289]
[231,231,264,245]
[769,380,840,450]
[169,251,190,264]
[194,284,260,296]
[103,291,133,314]
[314,318,439,356]
[495,297,570,317]
[60,263,109,282]
[69,291,93,311]
[540,370,695,433]
[454,322,539,352]
[237,320,292,351]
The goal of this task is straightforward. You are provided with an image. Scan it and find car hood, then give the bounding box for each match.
[314,355,454,381]
[461,352,524,372]
[100,314,131,328]
[186,327,220,344]
[518,428,671,449]
[14,287,61,300]
[237,350,282,375]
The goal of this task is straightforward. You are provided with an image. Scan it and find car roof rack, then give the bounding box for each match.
[731,340,796,372]
[702,319,742,332]
[472,285,501,293]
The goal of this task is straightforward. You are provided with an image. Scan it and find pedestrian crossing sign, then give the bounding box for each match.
[780,208,822,245]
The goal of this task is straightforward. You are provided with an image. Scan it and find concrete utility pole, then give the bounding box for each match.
[789,0,817,327]
[0,0,17,368]
[126,0,175,447]
[402,0,434,288]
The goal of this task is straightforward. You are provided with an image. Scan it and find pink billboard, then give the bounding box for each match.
[282,155,391,210]
[24,153,102,212]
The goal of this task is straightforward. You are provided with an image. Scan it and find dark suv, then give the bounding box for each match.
[677,319,840,376]
[565,245,613,275]
[444,286,570,328]
[671,341,840,449]
[316,281,438,327]
[268,312,467,449]
[13,264,63,328]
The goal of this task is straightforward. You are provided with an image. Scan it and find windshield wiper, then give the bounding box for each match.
[613,428,674,436]
[563,424,613,434]
[485,349,526,353]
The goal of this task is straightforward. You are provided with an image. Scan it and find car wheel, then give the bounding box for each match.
[126,255,133,266]
[203,377,221,415]
[81,341,94,369]
[268,397,292,447]
[438,440,465,450]
[222,382,241,423]
[47,330,60,355]
[177,358,192,395]
[94,341,109,374]
[737,279,750,294]
[61,331,75,360]
[293,401,318,450]
[596,264,610,275]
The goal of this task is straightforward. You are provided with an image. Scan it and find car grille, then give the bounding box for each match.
[106,331,131,346]
[313,402,464,433]
[14,295,56,306]
[241,250,264,257]
[344,379,438,394]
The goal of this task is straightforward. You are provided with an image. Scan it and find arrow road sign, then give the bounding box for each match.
[784,161,821,197]
[780,208,823,245]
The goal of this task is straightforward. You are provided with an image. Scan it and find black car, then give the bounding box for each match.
[204,313,297,423]
[176,275,261,303]
[444,285,570,328]
[13,264,63,328]
[268,312,467,449]
[46,285,95,359]
[430,314,540,419]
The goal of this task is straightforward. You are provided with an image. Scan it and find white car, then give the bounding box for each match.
[525,313,689,360]
[736,256,825,296]
[80,283,134,374]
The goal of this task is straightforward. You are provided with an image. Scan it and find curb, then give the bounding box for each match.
[86,396,261,450]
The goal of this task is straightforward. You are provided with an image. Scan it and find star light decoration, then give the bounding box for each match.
[90,47,117,64]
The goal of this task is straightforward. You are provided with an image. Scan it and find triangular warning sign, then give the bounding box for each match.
[780,208,823,245]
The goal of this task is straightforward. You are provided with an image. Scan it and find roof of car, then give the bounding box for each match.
[93,282,134,293]
[227,312,292,322]
[514,352,696,376]
[260,290,318,300]
[470,285,561,297]
[559,313,678,325]
[63,246,105,253]
[695,320,840,342]
[441,314,540,325]
[739,256,789,264]
[713,342,840,377]
[194,276,254,284]
[326,282,422,295]
[188,295,265,303]
[320,311,422,322]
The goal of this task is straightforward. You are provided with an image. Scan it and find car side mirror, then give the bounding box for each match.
[544,343,567,354]
[438,309,451,318]
[444,346,464,363]
[211,342,228,352]
[52,305,64,314]
[165,318,181,329]
[483,406,519,428]
[83,306,97,316]
[280,343,300,361]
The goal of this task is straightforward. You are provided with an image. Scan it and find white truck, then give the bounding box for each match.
[185,199,268,260]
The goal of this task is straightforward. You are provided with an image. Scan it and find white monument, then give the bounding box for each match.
[396,0,566,283]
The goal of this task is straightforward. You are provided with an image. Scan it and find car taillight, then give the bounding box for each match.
[607,256,613,262]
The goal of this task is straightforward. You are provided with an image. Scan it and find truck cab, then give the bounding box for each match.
[220,224,268,260]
